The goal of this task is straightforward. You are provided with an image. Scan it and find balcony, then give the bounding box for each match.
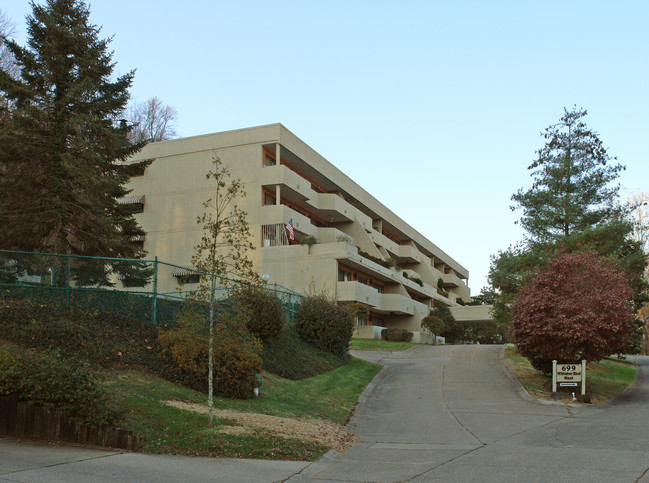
[259,205,315,237]
[336,281,416,316]
[442,271,464,289]
[401,275,435,299]
[310,193,354,223]
[389,244,420,264]
[377,294,415,315]
[259,165,313,200]
[337,281,382,307]
[368,230,398,254]
[315,227,353,245]
[342,247,396,282]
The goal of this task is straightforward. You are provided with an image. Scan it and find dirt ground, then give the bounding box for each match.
[163,400,354,452]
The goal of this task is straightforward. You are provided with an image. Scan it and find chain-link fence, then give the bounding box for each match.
[0,250,303,326]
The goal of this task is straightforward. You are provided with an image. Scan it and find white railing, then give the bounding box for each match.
[261,223,290,247]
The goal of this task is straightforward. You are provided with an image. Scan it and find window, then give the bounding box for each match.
[263,190,276,206]
[338,268,352,282]
[130,235,145,250]
[171,266,201,285]
[370,315,384,326]
[372,281,384,293]
[118,195,145,213]
[263,150,276,167]
[176,274,200,285]
[357,317,368,327]
[122,277,147,288]
[130,165,146,177]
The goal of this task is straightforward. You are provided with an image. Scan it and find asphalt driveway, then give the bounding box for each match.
[295,345,649,482]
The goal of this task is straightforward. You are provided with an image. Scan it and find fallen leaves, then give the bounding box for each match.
[163,399,354,452]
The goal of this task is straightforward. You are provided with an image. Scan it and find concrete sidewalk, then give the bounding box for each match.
[0,437,312,482]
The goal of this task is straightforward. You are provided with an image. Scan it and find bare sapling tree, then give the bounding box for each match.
[0,9,18,112]
[192,154,258,426]
[626,190,649,254]
[0,10,17,78]
[127,96,178,143]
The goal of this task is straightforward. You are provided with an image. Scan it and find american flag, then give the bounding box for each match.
[285,219,295,240]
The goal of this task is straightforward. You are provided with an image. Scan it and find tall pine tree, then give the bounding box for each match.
[0,0,148,261]
[511,107,624,242]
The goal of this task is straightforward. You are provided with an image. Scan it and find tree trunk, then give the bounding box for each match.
[207,273,215,427]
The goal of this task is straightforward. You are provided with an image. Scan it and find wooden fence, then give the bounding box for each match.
[0,394,138,451]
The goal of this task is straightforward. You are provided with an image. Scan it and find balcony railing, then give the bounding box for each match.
[336,281,417,315]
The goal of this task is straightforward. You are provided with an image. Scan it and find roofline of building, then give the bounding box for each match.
[132,123,469,279]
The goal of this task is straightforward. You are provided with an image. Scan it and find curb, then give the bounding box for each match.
[500,344,641,409]
[293,353,391,481]
[499,345,578,408]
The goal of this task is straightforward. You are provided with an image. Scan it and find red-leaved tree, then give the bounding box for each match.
[510,251,633,373]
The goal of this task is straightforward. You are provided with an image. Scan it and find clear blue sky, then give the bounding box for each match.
[4,0,648,294]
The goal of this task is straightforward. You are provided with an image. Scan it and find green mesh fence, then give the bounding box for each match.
[0,250,303,326]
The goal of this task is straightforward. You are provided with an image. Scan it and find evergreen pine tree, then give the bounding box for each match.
[0,0,148,262]
[511,106,624,242]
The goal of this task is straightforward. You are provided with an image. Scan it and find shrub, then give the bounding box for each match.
[261,322,348,379]
[0,346,118,426]
[300,235,317,246]
[638,304,649,355]
[0,297,167,371]
[347,303,370,320]
[460,320,502,344]
[421,315,447,337]
[230,285,285,340]
[158,310,262,399]
[294,292,354,356]
[381,328,413,342]
[510,251,634,374]
[430,301,459,342]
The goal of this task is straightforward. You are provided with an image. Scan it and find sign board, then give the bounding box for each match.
[556,364,582,383]
[552,360,586,396]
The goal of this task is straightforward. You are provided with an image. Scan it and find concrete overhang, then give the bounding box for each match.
[449,305,493,322]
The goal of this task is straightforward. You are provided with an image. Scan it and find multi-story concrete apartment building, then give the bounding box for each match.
[123,124,473,339]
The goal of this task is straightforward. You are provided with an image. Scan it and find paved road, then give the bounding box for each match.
[293,346,649,482]
[2,345,648,482]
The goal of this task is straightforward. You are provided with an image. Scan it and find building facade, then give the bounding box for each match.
[123,124,472,339]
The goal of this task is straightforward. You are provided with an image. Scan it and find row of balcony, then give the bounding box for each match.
[336,281,428,316]
[259,220,468,302]
[258,165,469,300]
[260,165,369,226]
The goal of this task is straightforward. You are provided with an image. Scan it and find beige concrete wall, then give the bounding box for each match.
[449,305,494,322]
[125,124,475,333]
[353,326,385,340]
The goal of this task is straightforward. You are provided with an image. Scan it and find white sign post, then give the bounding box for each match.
[552,360,586,396]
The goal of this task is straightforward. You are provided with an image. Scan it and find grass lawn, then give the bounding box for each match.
[107,356,381,460]
[504,344,636,404]
[349,338,420,351]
